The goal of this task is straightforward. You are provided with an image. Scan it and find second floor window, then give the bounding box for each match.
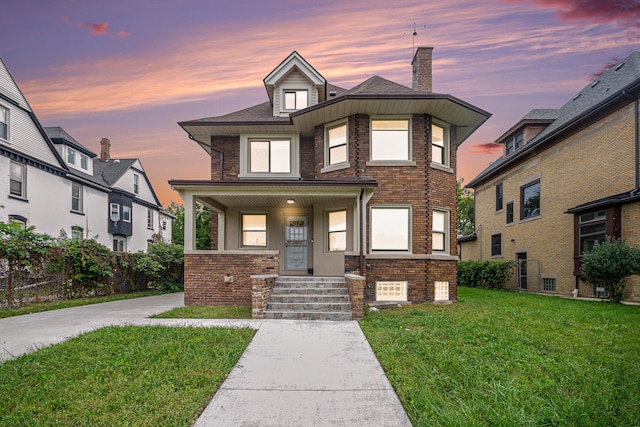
[122,205,131,222]
[147,208,153,229]
[495,183,503,211]
[521,179,541,220]
[250,140,290,173]
[0,105,8,140]
[326,122,348,167]
[10,161,26,198]
[431,122,450,166]
[110,203,120,221]
[371,119,410,161]
[71,183,83,212]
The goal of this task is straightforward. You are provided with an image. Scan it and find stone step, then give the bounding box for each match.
[276,276,344,282]
[267,302,352,311]
[274,281,345,289]
[263,310,353,321]
[271,287,348,296]
[269,294,350,304]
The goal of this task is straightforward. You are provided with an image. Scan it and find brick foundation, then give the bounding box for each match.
[345,274,365,320]
[184,251,279,306]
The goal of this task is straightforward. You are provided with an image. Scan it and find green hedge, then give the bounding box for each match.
[458,260,514,290]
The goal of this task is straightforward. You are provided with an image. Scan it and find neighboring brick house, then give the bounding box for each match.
[462,51,640,302]
[170,48,490,309]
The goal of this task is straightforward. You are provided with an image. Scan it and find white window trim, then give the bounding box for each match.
[113,236,127,252]
[282,89,309,111]
[110,203,120,219]
[0,103,9,142]
[9,160,26,199]
[370,205,412,253]
[239,133,300,179]
[431,119,451,168]
[71,183,83,213]
[147,208,154,229]
[122,205,131,222]
[368,116,412,164]
[322,119,350,172]
[432,208,450,254]
[327,208,348,252]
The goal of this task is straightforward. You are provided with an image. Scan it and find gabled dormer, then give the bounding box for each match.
[45,126,96,176]
[263,51,326,117]
[496,109,559,156]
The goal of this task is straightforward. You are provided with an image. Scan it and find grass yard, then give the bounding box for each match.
[0,290,168,319]
[360,287,640,426]
[0,325,254,426]
[152,305,252,319]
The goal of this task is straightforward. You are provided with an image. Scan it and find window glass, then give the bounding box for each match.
[495,183,503,211]
[376,281,407,301]
[122,206,131,222]
[71,226,83,240]
[521,180,540,219]
[327,124,347,165]
[579,210,607,253]
[113,238,126,252]
[147,209,153,228]
[133,174,139,194]
[67,149,75,164]
[371,119,409,161]
[10,161,25,197]
[242,214,267,247]
[284,90,307,110]
[371,207,409,251]
[71,183,82,212]
[110,203,120,220]
[491,233,502,256]
[506,201,514,224]
[250,140,290,173]
[0,106,7,139]
[328,210,347,251]
[432,210,447,252]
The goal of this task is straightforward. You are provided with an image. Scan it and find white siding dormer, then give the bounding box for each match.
[273,69,318,117]
[64,146,94,175]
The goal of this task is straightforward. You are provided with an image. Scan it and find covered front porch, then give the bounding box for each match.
[170,179,376,309]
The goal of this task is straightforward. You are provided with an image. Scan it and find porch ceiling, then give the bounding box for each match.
[169,179,377,211]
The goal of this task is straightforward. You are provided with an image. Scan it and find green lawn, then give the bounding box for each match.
[0,291,168,319]
[0,326,254,426]
[360,287,640,426]
[152,305,252,319]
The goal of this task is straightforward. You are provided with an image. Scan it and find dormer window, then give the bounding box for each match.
[505,130,524,155]
[68,148,76,164]
[80,154,88,170]
[284,90,308,110]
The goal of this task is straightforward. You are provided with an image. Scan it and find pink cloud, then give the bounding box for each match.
[117,30,130,38]
[507,0,640,26]
[589,56,623,80]
[470,142,502,155]
[84,22,108,35]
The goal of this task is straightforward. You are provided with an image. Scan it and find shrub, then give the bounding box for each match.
[581,238,640,303]
[142,242,184,292]
[458,260,514,290]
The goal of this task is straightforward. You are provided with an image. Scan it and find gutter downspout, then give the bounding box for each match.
[359,186,365,276]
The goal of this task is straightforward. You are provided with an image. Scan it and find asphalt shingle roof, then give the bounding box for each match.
[44,126,97,157]
[468,51,640,187]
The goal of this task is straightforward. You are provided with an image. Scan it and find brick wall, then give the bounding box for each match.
[184,251,279,306]
[251,275,277,319]
[211,135,240,180]
[345,274,365,320]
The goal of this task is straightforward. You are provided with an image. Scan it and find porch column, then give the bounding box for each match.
[184,193,197,251]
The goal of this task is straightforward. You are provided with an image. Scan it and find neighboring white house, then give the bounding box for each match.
[0,57,172,251]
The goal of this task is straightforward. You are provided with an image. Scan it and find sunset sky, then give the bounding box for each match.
[2,0,638,206]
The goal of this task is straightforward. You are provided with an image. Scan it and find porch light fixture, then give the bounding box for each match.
[286,199,295,204]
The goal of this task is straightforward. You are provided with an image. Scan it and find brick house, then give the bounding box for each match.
[170,48,490,317]
[462,51,640,302]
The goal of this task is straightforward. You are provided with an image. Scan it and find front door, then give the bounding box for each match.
[284,215,309,273]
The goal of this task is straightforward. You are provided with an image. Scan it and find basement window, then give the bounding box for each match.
[376,281,407,301]
[434,281,449,301]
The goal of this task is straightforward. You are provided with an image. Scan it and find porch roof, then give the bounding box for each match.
[169,179,377,210]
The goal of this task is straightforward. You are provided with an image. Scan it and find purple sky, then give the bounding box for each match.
[2,0,639,205]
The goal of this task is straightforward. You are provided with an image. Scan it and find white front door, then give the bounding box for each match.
[284,215,309,272]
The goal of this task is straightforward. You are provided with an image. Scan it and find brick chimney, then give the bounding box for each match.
[100,138,111,161]
[411,46,433,92]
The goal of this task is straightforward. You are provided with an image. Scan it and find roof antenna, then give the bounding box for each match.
[412,23,417,54]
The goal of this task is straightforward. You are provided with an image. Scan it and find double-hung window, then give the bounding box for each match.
[431,122,450,166]
[506,201,514,224]
[0,105,8,140]
[133,174,139,194]
[284,90,308,110]
[9,161,26,198]
[371,119,410,161]
[326,122,348,167]
[371,206,410,252]
[242,214,267,247]
[491,233,502,256]
[328,210,347,252]
[71,183,83,212]
[67,149,76,165]
[147,208,153,229]
[432,209,449,253]
[80,154,88,170]
[110,203,120,220]
[520,179,540,220]
[113,237,126,252]
[495,183,503,211]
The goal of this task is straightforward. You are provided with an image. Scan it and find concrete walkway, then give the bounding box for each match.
[0,294,412,426]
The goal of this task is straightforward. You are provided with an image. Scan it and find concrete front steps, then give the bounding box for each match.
[264,277,352,321]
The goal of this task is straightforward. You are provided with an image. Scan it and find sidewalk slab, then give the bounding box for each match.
[194,320,412,427]
[0,292,184,361]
